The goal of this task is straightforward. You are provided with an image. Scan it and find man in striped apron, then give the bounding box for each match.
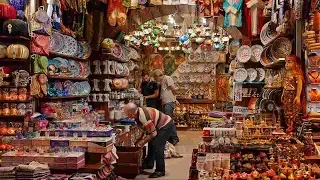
[123,102,174,178]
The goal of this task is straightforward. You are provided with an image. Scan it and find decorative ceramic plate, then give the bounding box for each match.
[190,75,196,83]
[203,74,211,83]
[188,53,196,62]
[251,45,263,62]
[116,63,124,75]
[77,42,85,58]
[236,45,252,63]
[191,65,198,73]
[229,39,241,56]
[80,42,92,59]
[271,37,292,59]
[194,52,201,62]
[246,68,257,82]
[260,22,278,45]
[112,43,123,59]
[178,63,186,73]
[196,76,203,83]
[59,35,78,56]
[199,53,205,62]
[68,60,81,77]
[50,31,64,52]
[204,65,212,73]
[233,68,247,82]
[54,57,69,73]
[256,68,265,82]
[63,80,74,95]
[73,82,81,95]
[185,63,191,73]
[80,81,91,94]
[48,59,61,73]
[197,64,205,73]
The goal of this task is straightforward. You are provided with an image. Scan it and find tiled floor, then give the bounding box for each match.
[135,131,202,180]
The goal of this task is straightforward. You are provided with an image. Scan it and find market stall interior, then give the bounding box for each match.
[1,0,320,179]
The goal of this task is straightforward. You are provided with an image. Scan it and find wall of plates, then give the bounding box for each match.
[230,35,292,118]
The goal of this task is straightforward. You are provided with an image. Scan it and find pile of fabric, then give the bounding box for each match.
[0,166,15,180]
[16,161,50,180]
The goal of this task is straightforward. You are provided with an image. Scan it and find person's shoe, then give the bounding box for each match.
[148,172,165,178]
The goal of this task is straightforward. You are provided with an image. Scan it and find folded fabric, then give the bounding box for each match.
[0,166,15,172]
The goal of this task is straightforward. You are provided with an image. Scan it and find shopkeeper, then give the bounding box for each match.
[123,102,174,178]
[153,69,180,145]
[139,71,159,108]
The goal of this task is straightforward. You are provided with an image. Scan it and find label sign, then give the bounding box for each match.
[233,106,249,115]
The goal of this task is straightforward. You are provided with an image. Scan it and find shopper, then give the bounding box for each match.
[153,69,180,145]
[123,102,174,178]
[139,71,159,109]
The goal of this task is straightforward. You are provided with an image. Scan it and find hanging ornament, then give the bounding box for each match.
[159,36,166,42]
[178,34,189,45]
[162,23,169,31]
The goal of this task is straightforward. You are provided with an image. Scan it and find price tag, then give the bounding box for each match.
[233,106,249,115]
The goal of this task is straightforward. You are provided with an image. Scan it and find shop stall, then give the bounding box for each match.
[0,0,320,179]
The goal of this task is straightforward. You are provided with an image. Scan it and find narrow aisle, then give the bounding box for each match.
[135,131,202,180]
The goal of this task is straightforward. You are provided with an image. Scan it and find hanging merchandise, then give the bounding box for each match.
[223,0,243,27]
[244,0,264,38]
[30,7,52,36]
[107,0,127,27]
[8,0,27,19]
[0,4,17,20]
[2,19,28,37]
[31,33,50,55]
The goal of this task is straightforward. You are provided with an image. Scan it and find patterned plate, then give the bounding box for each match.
[203,74,211,83]
[188,53,196,62]
[112,43,123,59]
[185,63,191,73]
[246,68,257,82]
[60,35,78,56]
[234,68,248,82]
[207,51,219,62]
[77,42,85,58]
[178,63,186,73]
[271,37,292,59]
[80,42,92,59]
[256,68,265,82]
[237,45,252,63]
[50,31,64,53]
[80,81,91,95]
[63,80,74,95]
[69,60,81,77]
[251,45,263,62]
[229,39,241,56]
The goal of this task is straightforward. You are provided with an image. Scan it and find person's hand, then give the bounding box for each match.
[294,96,301,105]
[135,140,145,147]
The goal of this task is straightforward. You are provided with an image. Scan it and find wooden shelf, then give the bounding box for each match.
[177,98,215,104]
[42,95,89,100]
[90,74,128,78]
[264,60,285,68]
[47,76,88,81]
[234,82,266,85]
[0,35,30,41]
[49,51,88,61]
[0,58,29,62]
[0,99,31,103]
[0,115,24,118]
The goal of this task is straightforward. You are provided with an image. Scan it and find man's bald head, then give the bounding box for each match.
[123,102,138,119]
